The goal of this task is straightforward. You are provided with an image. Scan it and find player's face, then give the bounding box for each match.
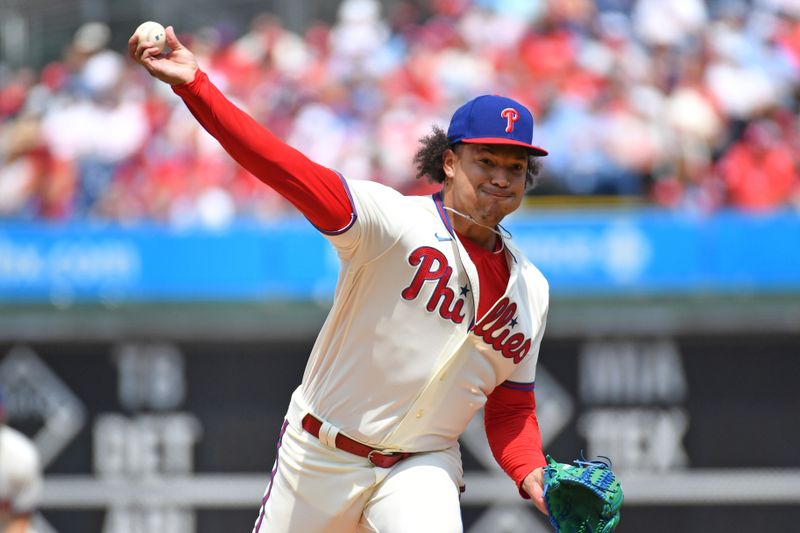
[443,143,528,229]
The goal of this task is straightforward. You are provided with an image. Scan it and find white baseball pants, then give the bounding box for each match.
[252,395,464,533]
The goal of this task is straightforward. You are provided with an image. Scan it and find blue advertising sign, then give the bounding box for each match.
[506,210,800,295]
[0,221,337,302]
[0,210,798,302]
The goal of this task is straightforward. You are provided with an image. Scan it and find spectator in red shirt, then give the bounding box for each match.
[717,120,799,211]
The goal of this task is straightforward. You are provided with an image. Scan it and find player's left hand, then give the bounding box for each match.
[521,467,548,515]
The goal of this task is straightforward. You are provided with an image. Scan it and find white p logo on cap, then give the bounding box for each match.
[501,107,520,133]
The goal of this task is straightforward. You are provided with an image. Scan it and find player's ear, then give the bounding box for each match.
[442,147,457,182]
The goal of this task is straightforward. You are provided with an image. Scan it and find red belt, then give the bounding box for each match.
[301,413,412,468]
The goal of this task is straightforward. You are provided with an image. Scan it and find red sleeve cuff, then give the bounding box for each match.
[171,68,204,94]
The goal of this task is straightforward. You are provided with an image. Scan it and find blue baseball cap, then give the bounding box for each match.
[447,95,548,156]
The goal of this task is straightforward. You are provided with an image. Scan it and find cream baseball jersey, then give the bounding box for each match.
[297,178,549,453]
[162,69,551,531]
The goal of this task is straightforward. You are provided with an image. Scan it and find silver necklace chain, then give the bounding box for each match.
[443,206,511,253]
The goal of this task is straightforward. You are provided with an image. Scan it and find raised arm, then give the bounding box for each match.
[128,25,354,233]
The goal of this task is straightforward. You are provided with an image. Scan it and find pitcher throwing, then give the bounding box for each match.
[130,24,552,533]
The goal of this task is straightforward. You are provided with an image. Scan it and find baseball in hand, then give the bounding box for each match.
[135,21,166,53]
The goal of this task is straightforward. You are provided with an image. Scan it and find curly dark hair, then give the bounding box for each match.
[413,126,543,189]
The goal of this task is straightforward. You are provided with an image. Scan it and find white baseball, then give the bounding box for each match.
[135,21,166,53]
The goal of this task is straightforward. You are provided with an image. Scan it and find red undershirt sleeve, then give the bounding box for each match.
[171,69,354,233]
[484,384,547,499]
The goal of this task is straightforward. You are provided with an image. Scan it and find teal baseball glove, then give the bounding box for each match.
[542,455,623,533]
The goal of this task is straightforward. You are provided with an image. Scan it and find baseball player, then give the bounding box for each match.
[0,389,43,533]
[131,26,551,533]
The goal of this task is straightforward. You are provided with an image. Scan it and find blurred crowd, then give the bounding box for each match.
[1,0,799,227]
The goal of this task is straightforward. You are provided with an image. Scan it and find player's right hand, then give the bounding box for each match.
[128,25,198,86]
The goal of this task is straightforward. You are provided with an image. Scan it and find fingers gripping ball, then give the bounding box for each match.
[135,21,166,53]
[543,455,623,533]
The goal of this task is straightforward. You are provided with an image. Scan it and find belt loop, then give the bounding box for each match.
[319,421,339,449]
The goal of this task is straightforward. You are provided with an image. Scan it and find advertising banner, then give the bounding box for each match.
[1,210,799,302]
[1,334,798,533]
